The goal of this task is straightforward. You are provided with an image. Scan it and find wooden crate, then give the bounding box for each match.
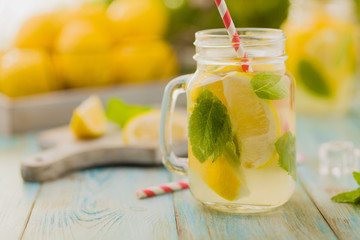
[0,81,175,135]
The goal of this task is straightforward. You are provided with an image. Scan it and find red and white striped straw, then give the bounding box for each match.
[214,0,252,72]
[136,179,189,199]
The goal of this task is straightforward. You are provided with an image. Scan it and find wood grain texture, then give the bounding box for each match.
[297,114,360,158]
[22,125,187,182]
[170,174,336,240]
[297,114,360,239]
[0,134,40,239]
[22,167,178,240]
[299,163,360,240]
[3,113,360,239]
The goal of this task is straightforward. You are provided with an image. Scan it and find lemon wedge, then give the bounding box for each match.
[122,110,187,146]
[223,72,281,169]
[70,95,106,139]
[189,71,227,105]
[189,148,242,201]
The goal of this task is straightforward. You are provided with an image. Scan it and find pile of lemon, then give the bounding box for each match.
[0,0,178,98]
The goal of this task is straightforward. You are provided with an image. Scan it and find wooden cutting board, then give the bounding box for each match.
[21,123,187,182]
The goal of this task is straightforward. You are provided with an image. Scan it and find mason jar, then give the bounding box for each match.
[283,0,358,115]
[160,28,296,213]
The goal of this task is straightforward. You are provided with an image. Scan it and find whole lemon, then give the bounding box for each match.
[107,0,168,41]
[54,18,115,88]
[54,52,114,88]
[61,2,111,32]
[56,18,113,53]
[15,13,62,50]
[0,49,59,98]
[112,39,178,83]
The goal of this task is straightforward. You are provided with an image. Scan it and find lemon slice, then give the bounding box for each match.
[122,110,187,146]
[304,27,356,93]
[252,64,275,72]
[189,72,223,103]
[223,72,281,169]
[189,148,242,201]
[71,95,106,139]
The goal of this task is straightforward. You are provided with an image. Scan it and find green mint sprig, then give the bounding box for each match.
[275,131,296,180]
[189,90,240,164]
[331,172,360,204]
[250,71,289,100]
[106,98,152,127]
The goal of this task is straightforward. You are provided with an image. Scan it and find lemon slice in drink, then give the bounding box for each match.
[303,27,356,93]
[122,110,187,146]
[71,95,106,139]
[189,72,224,103]
[223,72,281,169]
[189,148,242,201]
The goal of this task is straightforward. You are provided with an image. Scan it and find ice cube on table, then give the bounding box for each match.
[318,141,359,177]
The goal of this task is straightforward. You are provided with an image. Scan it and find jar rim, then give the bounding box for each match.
[193,28,287,65]
[195,28,286,47]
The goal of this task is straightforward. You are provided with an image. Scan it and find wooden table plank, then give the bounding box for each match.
[0,134,40,239]
[297,114,360,157]
[1,113,359,239]
[296,114,360,239]
[170,174,336,240]
[22,167,178,240]
[298,163,360,240]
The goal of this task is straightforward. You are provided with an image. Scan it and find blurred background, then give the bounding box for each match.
[0,0,360,133]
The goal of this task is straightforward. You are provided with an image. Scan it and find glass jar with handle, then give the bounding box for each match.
[160,28,296,213]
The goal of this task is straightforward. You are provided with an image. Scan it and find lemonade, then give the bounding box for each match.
[160,29,296,213]
[187,66,296,210]
[283,0,358,115]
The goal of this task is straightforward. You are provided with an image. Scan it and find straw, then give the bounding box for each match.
[136,179,189,199]
[214,0,252,72]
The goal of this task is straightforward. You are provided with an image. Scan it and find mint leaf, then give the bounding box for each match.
[223,137,241,166]
[275,131,296,180]
[331,188,360,204]
[106,98,151,127]
[330,172,360,204]
[189,90,233,163]
[250,72,289,100]
[298,59,331,97]
[353,171,360,185]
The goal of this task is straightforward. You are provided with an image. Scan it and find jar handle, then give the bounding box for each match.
[160,74,192,175]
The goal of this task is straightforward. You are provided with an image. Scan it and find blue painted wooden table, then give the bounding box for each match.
[0,114,360,239]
